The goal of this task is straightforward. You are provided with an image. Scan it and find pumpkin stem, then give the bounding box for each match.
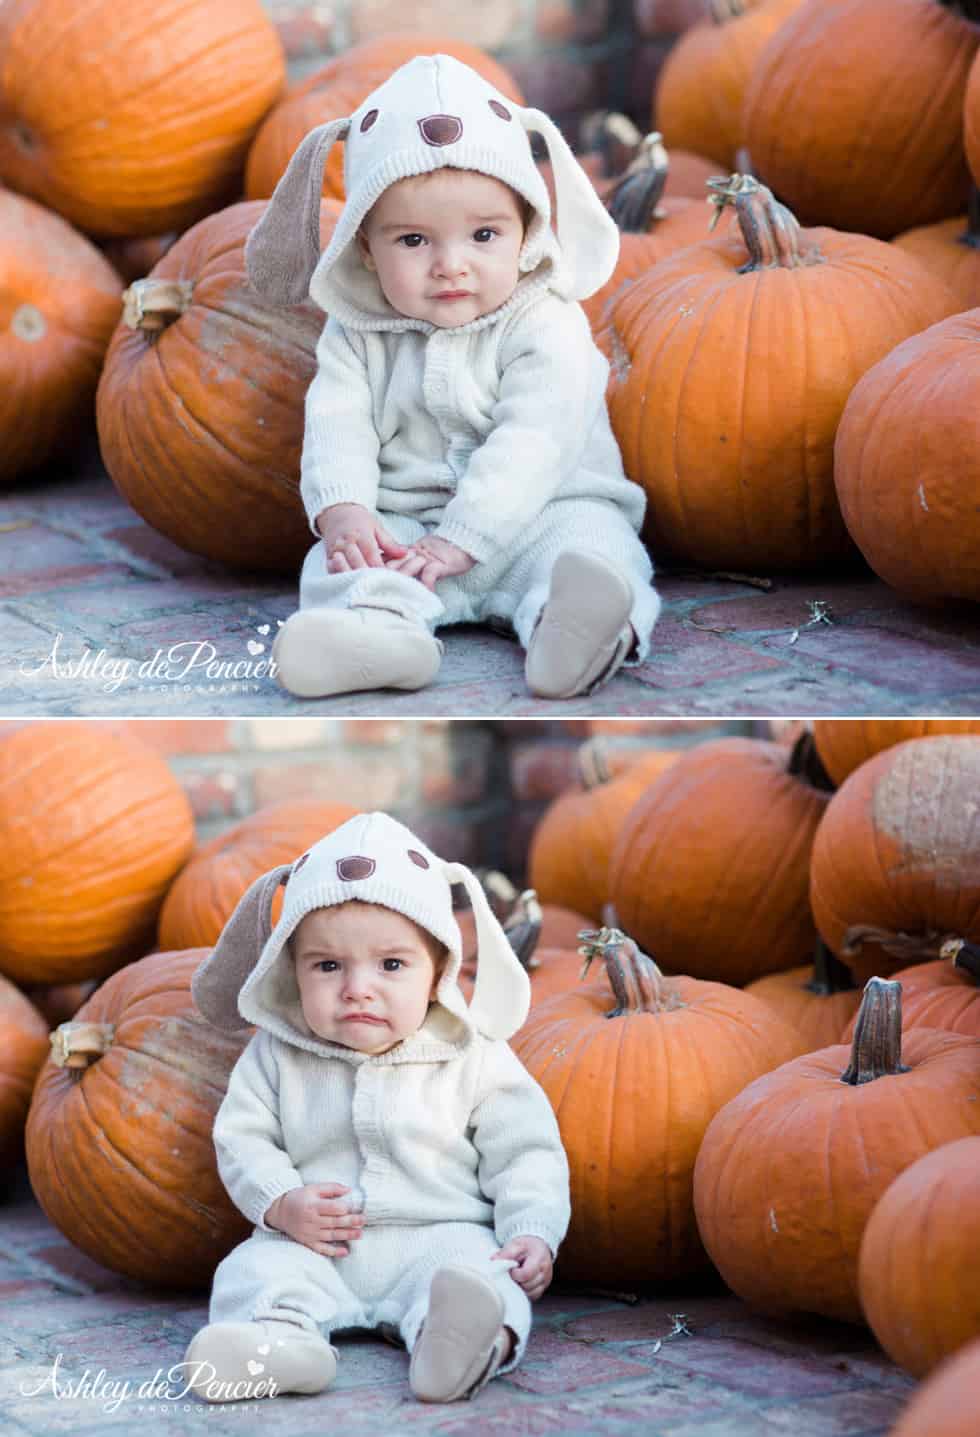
[706,173,824,271]
[605,131,672,233]
[579,110,644,179]
[945,936,980,983]
[840,978,909,1085]
[841,924,952,962]
[577,736,614,788]
[708,0,747,18]
[804,937,858,996]
[475,869,519,922]
[601,900,621,929]
[786,729,835,792]
[577,926,683,1017]
[960,183,980,251]
[122,278,194,335]
[503,889,543,970]
[49,1020,115,1070]
[938,0,980,24]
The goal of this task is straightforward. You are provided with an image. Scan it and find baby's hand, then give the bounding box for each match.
[318,502,409,573]
[264,1183,364,1258]
[490,1235,553,1301]
[386,535,476,590]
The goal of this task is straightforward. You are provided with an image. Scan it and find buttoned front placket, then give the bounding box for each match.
[423,329,464,476]
[351,1059,391,1218]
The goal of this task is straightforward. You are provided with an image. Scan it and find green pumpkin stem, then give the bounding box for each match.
[49,1020,115,1071]
[840,979,909,1085]
[804,937,858,996]
[786,729,836,792]
[945,937,980,983]
[122,278,194,336]
[577,926,682,1017]
[605,132,671,233]
[503,889,543,970]
[706,173,824,272]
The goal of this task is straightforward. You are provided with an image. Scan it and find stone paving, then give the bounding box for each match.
[0,1162,917,1437]
[1,435,977,718]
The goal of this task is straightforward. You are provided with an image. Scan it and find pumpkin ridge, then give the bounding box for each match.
[111,1024,231,1108]
[153,329,244,470]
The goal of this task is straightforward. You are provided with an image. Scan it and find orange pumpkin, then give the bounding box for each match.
[25,949,252,1287]
[810,736,980,983]
[843,945,980,1041]
[96,200,342,572]
[967,47,980,187]
[159,799,359,951]
[596,175,957,571]
[833,309,980,603]
[693,978,980,1323]
[512,929,804,1283]
[98,234,179,286]
[609,735,832,986]
[0,975,48,1163]
[859,1136,980,1376]
[812,719,980,786]
[0,0,286,236]
[0,722,194,985]
[742,0,978,239]
[22,981,99,1029]
[1,190,122,484]
[888,1336,980,1437]
[245,36,524,202]
[745,939,861,1050]
[893,192,980,310]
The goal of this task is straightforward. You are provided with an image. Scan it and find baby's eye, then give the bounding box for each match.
[382,958,405,971]
[314,960,339,973]
[474,228,497,242]
[397,234,425,248]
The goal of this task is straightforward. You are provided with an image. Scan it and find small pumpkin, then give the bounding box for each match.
[888,1336,980,1437]
[858,1136,980,1376]
[25,949,252,1288]
[812,719,980,787]
[693,977,980,1323]
[745,938,861,1050]
[843,942,980,1041]
[22,981,99,1029]
[512,928,805,1284]
[0,722,194,986]
[0,975,48,1163]
[892,187,980,311]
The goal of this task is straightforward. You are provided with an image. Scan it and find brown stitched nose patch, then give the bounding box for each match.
[419,114,463,146]
[337,856,376,881]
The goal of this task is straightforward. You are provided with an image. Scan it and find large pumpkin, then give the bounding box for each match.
[609,735,832,986]
[158,799,359,951]
[0,0,285,236]
[245,36,524,202]
[1,190,123,484]
[96,199,342,572]
[0,722,194,985]
[693,978,980,1323]
[833,309,980,603]
[0,975,48,1163]
[596,175,957,571]
[812,719,980,786]
[810,736,980,982]
[25,949,252,1288]
[512,929,805,1284]
[742,0,979,239]
[888,1336,980,1437]
[858,1137,980,1376]
[744,939,861,1050]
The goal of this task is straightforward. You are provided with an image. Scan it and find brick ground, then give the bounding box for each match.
[1,439,976,718]
[0,1162,918,1437]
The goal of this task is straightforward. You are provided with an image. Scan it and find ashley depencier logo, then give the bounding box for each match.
[20,1352,279,1411]
[19,630,279,695]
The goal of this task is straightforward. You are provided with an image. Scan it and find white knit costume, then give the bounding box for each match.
[245,54,660,657]
[190,813,571,1380]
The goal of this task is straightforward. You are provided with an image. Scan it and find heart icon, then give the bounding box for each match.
[247,640,265,656]
[257,624,270,635]
[256,1343,270,1356]
[247,1360,264,1376]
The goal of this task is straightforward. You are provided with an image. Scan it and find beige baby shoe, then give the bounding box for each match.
[272,606,443,699]
[409,1265,510,1403]
[525,551,634,699]
[183,1318,337,1402]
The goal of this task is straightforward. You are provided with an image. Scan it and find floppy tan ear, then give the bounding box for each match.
[244,117,351,305]
[191,863,294,1030]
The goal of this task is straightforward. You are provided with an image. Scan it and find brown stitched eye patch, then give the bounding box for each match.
[360,109,378,132]
[408,850,430,869]
[337,856,376,880]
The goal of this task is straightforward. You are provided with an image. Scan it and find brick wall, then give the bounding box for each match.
[263,0,708,147]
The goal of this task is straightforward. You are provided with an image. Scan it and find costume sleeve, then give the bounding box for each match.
[431,300,606,564]
[469,1040,571,1259]
[212,1033,306,1231]
[300,316,381,535]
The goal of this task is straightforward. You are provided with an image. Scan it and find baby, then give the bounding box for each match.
[184,811,571,1404]
[246,53,660,702]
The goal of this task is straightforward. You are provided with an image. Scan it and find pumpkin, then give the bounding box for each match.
[745,938,861,1050]
[0,975,48,1163]
[656,0,803,170]
[888,1336,980,1437]
[812,720,980,786]
[580,134,714,332]
[742,0,979,239]
[1,190,122,484]
[892,188,980,310]
[245,36,524,202]
[98,234,179,287]
[843,943,980,1041]
[455,876,594,987]
[693,978,980,1323]
[528,737,679,920]
[0,0,285,236]
[158,799,359,951]
[512,928,805,1284]
[22,981,99,1029]
[0,722,194,986]
[596,175,958,571]
[96,199,342,572]
[833,309,980,603]
[967,47,980,187]
[858,1137,980,1376]
[609,734,832,987]
[810,736,980,983]
[25,948,252,1287]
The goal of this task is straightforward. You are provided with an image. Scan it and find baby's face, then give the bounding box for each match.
[293,901,441,1055]
[356,170,526,328]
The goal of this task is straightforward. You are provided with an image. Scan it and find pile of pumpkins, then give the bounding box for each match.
[2,717,980,1433]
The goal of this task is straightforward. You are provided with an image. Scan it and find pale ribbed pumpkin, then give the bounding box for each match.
[0,975,48,1163]
[25,949,252,1288]
[745,939,861,1050]
[812,719,980,786]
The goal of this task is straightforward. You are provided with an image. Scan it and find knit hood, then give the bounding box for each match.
[244,52,621,331]
[191,812,531,1064]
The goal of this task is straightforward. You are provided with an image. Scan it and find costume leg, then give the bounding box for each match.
[298,515,444,630]
[208,1228,367,1336]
